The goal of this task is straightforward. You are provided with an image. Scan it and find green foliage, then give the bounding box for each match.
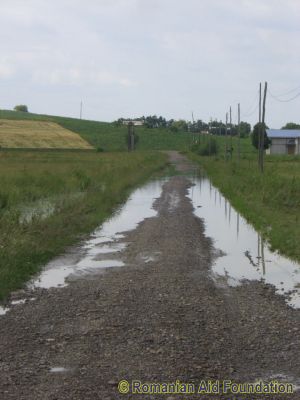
[191,137,218,156]
[170,120,188,132]
[251,122,270,150]
[14,105,28,112]
[239,121,251,137]
[281,122,300,129]
[0,150,167,300]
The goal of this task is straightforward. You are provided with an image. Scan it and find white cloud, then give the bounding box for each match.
[0,0,299,126]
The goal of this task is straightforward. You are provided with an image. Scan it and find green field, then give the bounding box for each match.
[189,150,300,262]
[0,110,192,151]
[0,150,167,300]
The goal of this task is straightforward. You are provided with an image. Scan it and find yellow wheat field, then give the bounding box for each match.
[0,119,93,149]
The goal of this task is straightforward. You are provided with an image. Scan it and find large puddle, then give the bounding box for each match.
[3,172,298,310]
[30,179,166,289]
[188,176,300,308]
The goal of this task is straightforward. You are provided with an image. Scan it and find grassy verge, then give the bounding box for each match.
[0,110,192,151]
[188,152,300,262]
[0,150,167,300]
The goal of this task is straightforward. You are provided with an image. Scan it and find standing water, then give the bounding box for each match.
[30,179,166,289]
[188,175,300,308]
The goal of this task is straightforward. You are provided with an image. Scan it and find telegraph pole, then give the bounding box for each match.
[238,103,241,161]
[258,83,262,167]
[225,112,228,160]
[229,106,232,158]
[80,101,83,120]
[259,82,268,173]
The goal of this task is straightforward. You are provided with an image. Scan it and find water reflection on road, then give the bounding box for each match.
[188,175,300,309]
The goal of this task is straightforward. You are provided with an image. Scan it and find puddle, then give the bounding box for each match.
[11,299,26,305]
[50,367,69,373]
[189,176,300,308]
[0,306,9,315]
[30,179,166,289]
[168,192,180,211]
[19,192,84,224]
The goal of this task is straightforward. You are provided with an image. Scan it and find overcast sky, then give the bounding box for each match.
[1,0,300,128]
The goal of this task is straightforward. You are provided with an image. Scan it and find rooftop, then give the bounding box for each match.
[266,129,300,138]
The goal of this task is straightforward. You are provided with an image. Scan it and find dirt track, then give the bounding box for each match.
[0,152,299,400]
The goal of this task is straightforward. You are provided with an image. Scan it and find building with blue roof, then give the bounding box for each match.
[266,129,300,155]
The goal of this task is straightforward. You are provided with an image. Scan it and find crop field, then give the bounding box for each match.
[0,119,93,149]
[0,150,167,300]
[0,110,192,151]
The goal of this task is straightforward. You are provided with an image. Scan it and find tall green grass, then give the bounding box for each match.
[189,153,300,262]
[0,150,167,300]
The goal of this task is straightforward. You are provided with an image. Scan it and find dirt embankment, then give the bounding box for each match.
[0,152,299,400]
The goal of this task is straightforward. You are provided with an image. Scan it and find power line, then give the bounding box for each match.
[241,90,259,118]
[242,102,259,117]
[269,84,300,97]
[268,89,300,102]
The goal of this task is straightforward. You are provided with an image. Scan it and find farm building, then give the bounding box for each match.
[266,129,300,155]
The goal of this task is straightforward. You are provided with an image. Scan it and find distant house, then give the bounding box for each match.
[266,129,300,155]
[122,120,144,126]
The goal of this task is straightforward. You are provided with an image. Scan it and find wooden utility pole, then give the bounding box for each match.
[237,103,241,161]
[258,83,262,167]
[127,122,135,151]
[259,81,267,173]
[225,112,228,160]
[80,101,83,119]
[229,106,232,158]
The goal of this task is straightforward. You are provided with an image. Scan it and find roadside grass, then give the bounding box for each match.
[0,110,192,151]
[0,150,168,301]
[188,152,300,262]
[190,134,256,159]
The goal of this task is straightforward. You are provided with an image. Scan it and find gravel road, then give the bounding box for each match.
[0,152,299,400]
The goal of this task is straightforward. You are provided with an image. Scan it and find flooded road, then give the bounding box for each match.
[26,172,300,309]
[30,179,165,289]
[189,175,300,308]
[0,152,299,400]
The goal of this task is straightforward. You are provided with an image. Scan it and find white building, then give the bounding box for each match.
[266,129,300,155]
[122,120,144,126]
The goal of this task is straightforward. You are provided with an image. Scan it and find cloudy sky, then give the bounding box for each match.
[0,0,300,128]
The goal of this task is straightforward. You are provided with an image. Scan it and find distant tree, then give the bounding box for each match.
[239,121,251,137]
[170,120,188,132]
[144,115,167,129]
[281,122,300,129]
[251,122,270,150]
[14,105,28,112]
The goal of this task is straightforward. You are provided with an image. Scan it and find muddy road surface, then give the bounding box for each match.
[0,152,299,400]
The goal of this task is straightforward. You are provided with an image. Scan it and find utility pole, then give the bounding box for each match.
[225,112,228,160]
[238,103,241,161]
[229,106,232,158]
[259,82,268,173]
[127,122,135,151]
[258,83,262,168]
[191,111,195,144]
[80,101,83,120]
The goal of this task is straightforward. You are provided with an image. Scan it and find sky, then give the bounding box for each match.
[0,0,300,128]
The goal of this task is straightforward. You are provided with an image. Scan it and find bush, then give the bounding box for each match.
[191,137,218,156]
[14,105,28,112]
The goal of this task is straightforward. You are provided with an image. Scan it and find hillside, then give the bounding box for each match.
[0,110,192,151]
[0,118,93,149]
